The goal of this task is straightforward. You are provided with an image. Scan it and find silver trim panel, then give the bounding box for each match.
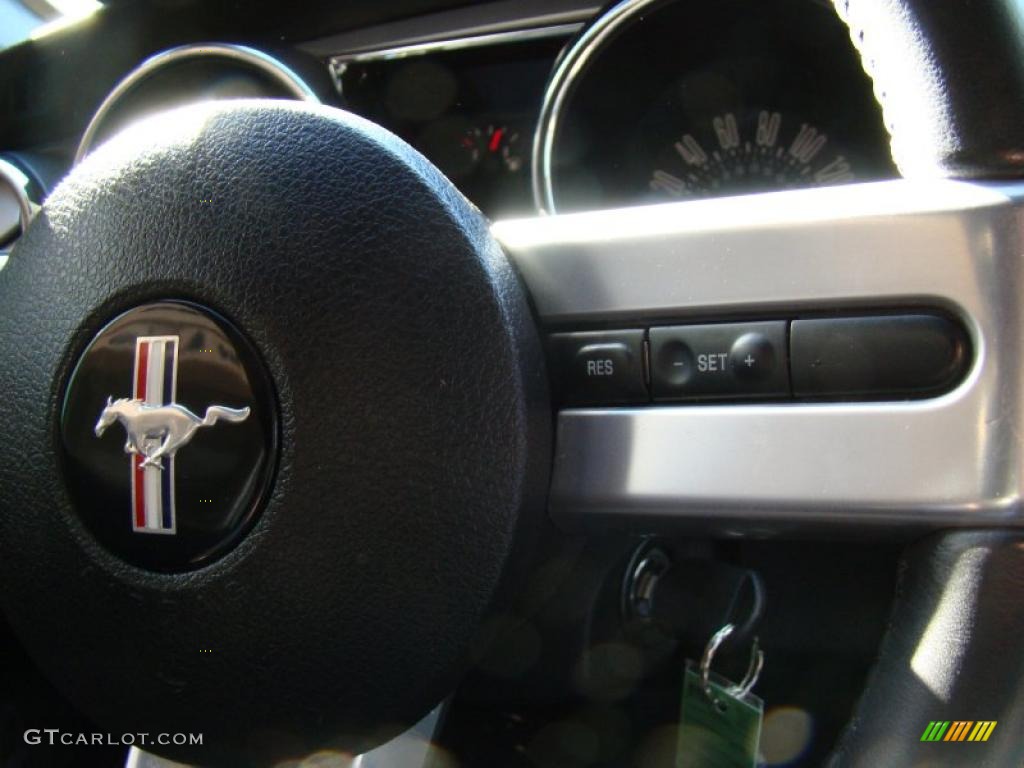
[76,44,320,164]
[492,180,1024,528]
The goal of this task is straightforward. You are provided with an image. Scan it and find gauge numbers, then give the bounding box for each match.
[649,110,857,200]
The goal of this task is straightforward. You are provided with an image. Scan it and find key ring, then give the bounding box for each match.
[700,623,764,701]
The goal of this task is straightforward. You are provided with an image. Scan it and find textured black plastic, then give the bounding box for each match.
[790,314,969,398]
[836,0,1024,178]
[0,101,550,764]
[827,531,1024,767]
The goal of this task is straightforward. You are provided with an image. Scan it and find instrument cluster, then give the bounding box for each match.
[533,0,895,213]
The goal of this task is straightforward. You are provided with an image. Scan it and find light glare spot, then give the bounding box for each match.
[29,0,102,40]
[761,706,814,765]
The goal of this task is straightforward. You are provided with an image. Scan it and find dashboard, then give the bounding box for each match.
[0,2,908,767]
[0,0,895,237]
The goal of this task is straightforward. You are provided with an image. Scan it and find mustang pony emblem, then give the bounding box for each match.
[85,333,256,536]
[95,396,251,469]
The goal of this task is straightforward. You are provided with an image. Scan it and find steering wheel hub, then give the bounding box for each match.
[0,101,549,763]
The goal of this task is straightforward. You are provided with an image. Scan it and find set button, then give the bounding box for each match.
[649,321,788,400]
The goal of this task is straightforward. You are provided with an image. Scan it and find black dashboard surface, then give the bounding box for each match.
[0,0,473,149]
[339,36,569,216]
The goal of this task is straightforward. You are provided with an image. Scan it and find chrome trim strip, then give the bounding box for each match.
[75,44,320,164]
[125,749,192,768]
[328,23,583,65]
[0,157,34,235]
[352,702,446,767]
[0,156,39,268]
[124,702,447,768]
[327,24,583,96]
[493,180,1024,529]
[300,0,597,59]
[532,0,665,214]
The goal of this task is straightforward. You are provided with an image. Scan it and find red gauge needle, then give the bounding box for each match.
[488,128,504,153]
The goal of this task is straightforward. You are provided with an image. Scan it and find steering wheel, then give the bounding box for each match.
[2,0,1024,765]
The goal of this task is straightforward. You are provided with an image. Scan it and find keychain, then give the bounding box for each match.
[677,623,765,768]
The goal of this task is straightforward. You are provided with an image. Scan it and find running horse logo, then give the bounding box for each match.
[94,397,251,469]
[94,334,251,534]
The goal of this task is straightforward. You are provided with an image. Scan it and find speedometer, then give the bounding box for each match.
[648,109,857,200]
[534,0,894,213]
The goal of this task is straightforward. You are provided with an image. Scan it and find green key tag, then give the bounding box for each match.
[677,661,763,768]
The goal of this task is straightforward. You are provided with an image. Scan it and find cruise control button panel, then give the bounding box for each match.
[549,330,647,405]
[545,312,971,408]
[650,322,788,400]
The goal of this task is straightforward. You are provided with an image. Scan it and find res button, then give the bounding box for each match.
[549,330,647,405]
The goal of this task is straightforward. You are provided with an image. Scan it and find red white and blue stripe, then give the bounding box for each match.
[131,335,179,534]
